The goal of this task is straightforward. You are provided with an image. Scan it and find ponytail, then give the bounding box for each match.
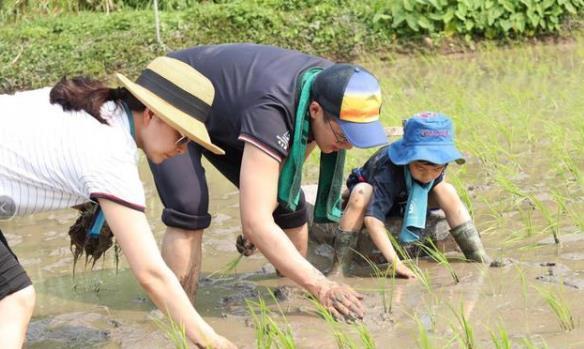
[49,76,145,124]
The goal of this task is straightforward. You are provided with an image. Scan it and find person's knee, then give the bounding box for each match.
[347,183,373,210]
[162,207,211,231]
[3,285,36,315]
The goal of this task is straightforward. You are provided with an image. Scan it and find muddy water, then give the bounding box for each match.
[4,41,584,348]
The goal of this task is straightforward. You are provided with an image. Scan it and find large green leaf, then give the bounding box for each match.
[418,16,433,30]
[498,0,515,12]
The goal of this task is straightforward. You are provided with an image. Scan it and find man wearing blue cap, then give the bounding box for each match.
[146,44,387,320]
[332,112,492,278]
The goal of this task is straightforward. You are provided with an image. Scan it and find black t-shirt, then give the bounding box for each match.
[169,44,333,162]
[347,145,444,222]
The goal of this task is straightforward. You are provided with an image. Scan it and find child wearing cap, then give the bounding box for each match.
[331,112,492,278]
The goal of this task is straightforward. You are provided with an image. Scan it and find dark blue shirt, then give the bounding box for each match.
[169,44,333,162]
[347,145,444,222]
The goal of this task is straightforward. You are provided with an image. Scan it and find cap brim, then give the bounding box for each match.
[337,119,388,148]
[388,140,465,165]
[117,73,225,155]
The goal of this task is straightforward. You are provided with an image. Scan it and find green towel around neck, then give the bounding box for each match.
[277,67,346,223]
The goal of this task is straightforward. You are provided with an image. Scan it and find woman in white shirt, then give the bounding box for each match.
[0,57,235,349]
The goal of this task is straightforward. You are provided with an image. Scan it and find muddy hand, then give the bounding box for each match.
[236,234,256,257]
[318,281,365,322]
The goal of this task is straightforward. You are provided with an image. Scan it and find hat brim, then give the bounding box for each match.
[117,73,225,155]
[337,118,388,148]
[388,139,465,165]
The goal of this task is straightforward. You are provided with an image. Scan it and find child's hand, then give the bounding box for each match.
[393,262,417,279]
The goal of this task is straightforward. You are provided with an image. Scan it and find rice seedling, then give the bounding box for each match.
[535,285,576,332]
[246,290,296,349]
[414,313,434,349]
[356,322,376,349]
[206,254,244,279]
[308,296,359,348]
[489,323,512,349]
[415,238,459,284]
[308,296,377,349]
[448,303,475,349]
[152,312,189,349]
[448,171,474,217]
[352,249,395,314]
[386,232,434,295]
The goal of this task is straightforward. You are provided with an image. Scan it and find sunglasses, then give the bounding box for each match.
[327,120,349,144]
[175,134,190,146]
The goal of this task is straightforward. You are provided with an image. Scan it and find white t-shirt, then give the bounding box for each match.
[0,88,145,217]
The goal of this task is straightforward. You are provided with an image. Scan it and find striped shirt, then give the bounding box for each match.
[0,88,145,217]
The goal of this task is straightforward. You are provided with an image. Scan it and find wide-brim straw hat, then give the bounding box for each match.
[117,56,224,155]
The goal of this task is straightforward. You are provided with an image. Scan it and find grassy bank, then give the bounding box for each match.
[1,0,583,92]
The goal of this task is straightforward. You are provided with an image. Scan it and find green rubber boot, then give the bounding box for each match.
[328,228,358,276]
[450,221,492,264]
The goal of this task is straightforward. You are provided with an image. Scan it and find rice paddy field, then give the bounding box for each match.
[2,35,583,348]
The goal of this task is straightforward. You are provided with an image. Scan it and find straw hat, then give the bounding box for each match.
[117,56,224,155]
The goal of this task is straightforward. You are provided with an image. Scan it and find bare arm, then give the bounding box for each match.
[98,199,236,349]
[239,143,364,319]
[363,216,416,279]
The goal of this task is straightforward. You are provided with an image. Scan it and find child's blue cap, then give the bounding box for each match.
[388,112,465,165]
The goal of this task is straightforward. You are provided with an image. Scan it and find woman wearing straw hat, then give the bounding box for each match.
[148,44,388,321]
[0,57,235,348]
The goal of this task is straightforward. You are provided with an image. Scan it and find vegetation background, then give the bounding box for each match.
[1,0,583,92]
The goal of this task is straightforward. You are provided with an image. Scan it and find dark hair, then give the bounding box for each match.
[49,76,145,124]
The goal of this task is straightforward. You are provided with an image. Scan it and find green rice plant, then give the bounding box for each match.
[448,171,474,217]
[152,312,189,349]
[355,322,376,349]
[308,296,359,349]
[352,249,394,315]
[206,254,243,279]
[387,232,433,295]
[551,189,584,233]
[415,238,459,284]
[448,303,475,349]
[414,314,434,349]
[535,285,576,332]
[246,290,296,349]
[489,323,512,349]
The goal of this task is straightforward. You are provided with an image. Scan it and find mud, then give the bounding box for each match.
[3,43,584,348]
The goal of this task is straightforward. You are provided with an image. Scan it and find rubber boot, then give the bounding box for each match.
[328,228,358,276]
[450,221,492,264]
